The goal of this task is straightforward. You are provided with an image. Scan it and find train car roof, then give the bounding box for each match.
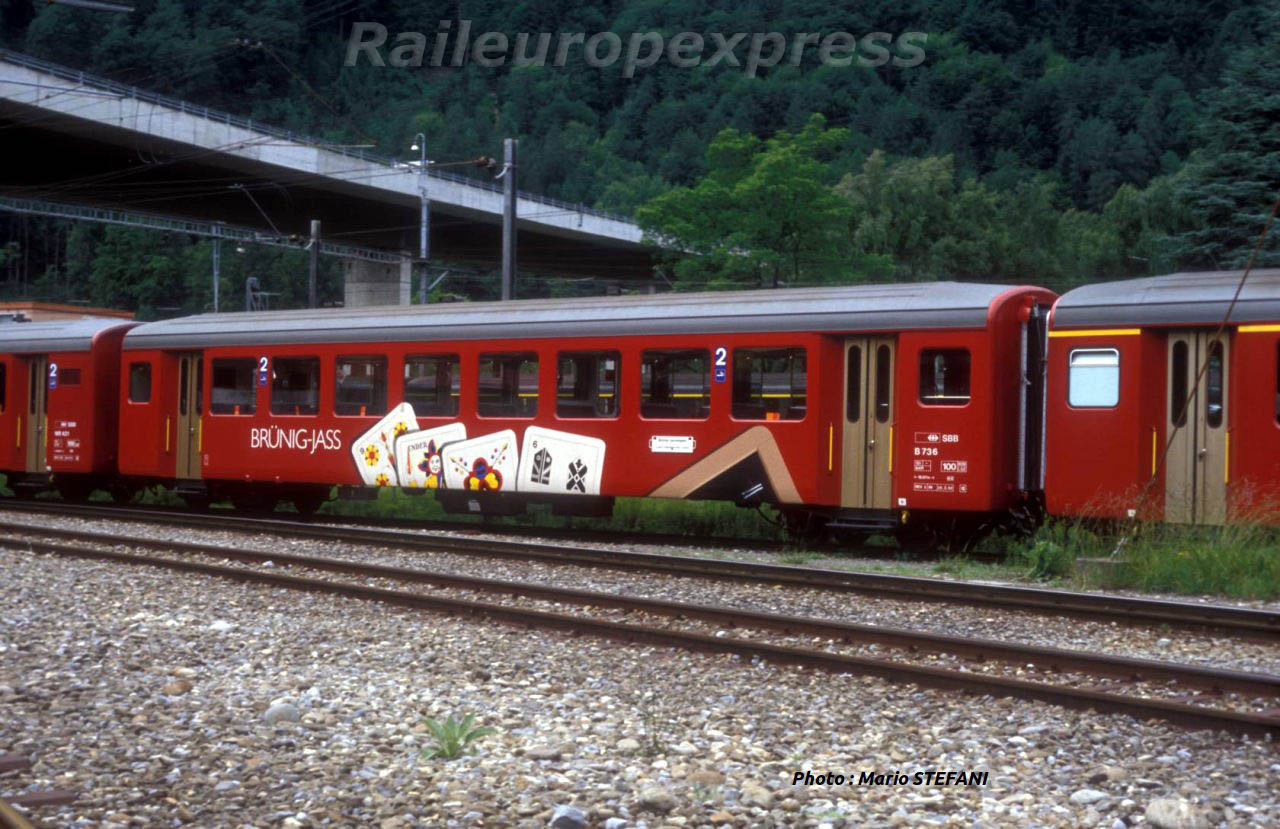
[123,282,1032,349]
[0,318,134,353]
[1052,269,1280,327]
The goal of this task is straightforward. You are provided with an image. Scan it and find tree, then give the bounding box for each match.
[636,115,859,288]
[1172,39,1280,268]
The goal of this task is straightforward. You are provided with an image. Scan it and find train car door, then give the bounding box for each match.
[841,337,895,509]
[1165,330,1229,524]
[175,352,203,479]
[24,355,48,472]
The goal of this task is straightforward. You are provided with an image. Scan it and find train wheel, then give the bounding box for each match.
[109,482,139,504]
[827,528,869,548]
[182,494,211,511]
[895,520,938,553]
[291,490,329,516]
[231,491,278,513]
[57,478,95,502]
[780,510,828,544]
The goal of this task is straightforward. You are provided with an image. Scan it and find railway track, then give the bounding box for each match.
[0,754,75,828]
[1,499,1276,638]
[1,522,1277,740]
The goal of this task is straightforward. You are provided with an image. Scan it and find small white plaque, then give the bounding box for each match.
[649,435,696,454]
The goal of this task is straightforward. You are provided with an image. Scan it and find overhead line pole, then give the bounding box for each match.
[308,219,319,308]
[501,138,517,301]
[211,222,220,313]
[412,133,430,304]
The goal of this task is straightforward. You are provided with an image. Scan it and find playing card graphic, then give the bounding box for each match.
[529,446,553,486]
[442,430,518,492]
[516,427,605,495]
[350,402,419,486]
[395,422,466,489]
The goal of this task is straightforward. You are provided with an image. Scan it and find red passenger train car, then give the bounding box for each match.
[1044,269,1280,525]
[117,282,1054,537]
[0,318,136,498]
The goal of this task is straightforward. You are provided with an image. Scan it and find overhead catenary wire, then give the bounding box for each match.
[1110,190,1280,555]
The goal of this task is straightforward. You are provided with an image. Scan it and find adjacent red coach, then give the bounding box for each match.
[0,318,136,498]
[117,283,1054,538]
[1044,269,1280,525]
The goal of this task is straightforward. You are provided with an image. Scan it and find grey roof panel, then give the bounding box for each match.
[0,318,134,352]
[1053,270,1280,327]
[124,282,1024,350]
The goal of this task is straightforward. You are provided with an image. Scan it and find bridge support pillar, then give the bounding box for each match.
[343,257,411,307]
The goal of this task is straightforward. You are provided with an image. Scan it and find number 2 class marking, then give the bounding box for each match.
[714,347,727,367]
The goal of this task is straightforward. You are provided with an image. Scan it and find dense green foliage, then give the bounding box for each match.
[1,1,1277,308]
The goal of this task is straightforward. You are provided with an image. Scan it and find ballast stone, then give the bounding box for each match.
[634,786,676,814]
[1070,789,1108,806]
[263,702,301,725]
[548,805,587,829]
[1145,798,1210,829]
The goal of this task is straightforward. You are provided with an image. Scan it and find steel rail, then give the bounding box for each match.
[3,533,1276,740]
[3,521,1275,699]
[1,500,1276,636]
[0,800,34,829]
[0,754,76,825]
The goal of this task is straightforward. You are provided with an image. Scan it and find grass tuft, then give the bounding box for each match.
[418,712,496,760]
[995,517,1280,599]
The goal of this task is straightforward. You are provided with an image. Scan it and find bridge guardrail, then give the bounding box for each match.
[0,50,635,227]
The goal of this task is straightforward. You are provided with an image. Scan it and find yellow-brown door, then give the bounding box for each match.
[841,337,895,509]
[1165,330,1229,524]
[175,352,203,479]
[24,355,47,473]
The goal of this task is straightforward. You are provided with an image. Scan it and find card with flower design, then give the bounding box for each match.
[441,430,518,492]
[350,402,419,486]
[395,422,466,489]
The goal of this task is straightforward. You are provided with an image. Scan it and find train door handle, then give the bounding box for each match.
[868,440,876,449]
[1197,447,1206,459]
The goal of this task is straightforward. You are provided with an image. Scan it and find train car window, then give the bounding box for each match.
[1205,340,1224,428]
[271,357,320,415]
[875,345,891,423]
[845,346,861,422]
[1170,341,1188,427]
[918,349,970,405]
[641,350,709,419]
[211,359,256,415]
[405,354,460,417]
[335,356,387,417]
[128,362,151,403]
[732,348,806,421]
[557,351,619,418]
[1067,348,1120,408]
[60,367,82,386]
[478,353,538,418]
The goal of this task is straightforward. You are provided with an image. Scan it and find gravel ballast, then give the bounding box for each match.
[1,548,1276,827]
[0,512,1275,676]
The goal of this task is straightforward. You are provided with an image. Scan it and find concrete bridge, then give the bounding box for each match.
[0,50,654,304]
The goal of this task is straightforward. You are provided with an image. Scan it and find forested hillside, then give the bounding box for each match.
[1,0,1277,312]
